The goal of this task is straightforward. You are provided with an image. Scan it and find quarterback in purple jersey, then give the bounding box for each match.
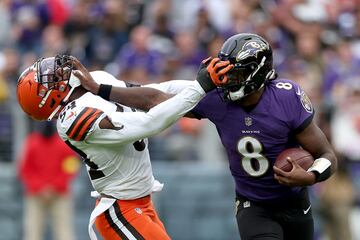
[75,33,337,240]
[190,33,338,240]
[192,78,315,202]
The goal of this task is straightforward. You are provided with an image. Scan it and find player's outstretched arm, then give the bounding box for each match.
[72,57,171,111]
[88,79,210,145]
[72,56,232,112]
[83,59,233,144]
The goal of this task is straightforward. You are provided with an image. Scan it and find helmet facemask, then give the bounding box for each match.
[35,55,79,120]
[221,56,267,101]
[36,55,73,97]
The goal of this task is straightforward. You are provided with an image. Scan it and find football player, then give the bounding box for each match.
[191,33,337,240]
[82,33,338,240]
[16,55,232,240]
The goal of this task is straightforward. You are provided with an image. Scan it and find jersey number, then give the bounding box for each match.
[60,101,77,123]
[237,137,269,177]
[275,82,292,90]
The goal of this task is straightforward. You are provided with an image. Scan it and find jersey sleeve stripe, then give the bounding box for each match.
[66,107,102,141]
[76,110,103,141]
[66,107,95,138]
[66,108,91,136]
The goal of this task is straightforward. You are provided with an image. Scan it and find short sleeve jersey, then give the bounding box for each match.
[56,71,206,200]
[56,71,155,199]
[192,79,314,202]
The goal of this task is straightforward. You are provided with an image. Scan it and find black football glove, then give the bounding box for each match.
[196,57,215,93]
[196,57,233,92]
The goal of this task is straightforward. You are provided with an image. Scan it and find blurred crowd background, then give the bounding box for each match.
[1,0,360,239]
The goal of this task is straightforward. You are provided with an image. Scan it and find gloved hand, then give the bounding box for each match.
[196,57,233,92]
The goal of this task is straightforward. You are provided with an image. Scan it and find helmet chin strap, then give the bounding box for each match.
[229,86,245,101]
[228,83,265,101]
[47,72,81,121]
[266,69,276,80]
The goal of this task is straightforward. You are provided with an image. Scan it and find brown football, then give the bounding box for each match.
[274,148,314,172]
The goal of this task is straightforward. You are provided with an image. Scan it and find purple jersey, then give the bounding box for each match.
[192,79,314,203]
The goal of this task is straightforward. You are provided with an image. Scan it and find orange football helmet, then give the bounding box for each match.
[17,55,79,121]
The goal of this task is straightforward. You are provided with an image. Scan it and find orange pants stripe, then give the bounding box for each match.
[95,195,171,240]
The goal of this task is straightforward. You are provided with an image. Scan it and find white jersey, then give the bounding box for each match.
[57,71,205,199]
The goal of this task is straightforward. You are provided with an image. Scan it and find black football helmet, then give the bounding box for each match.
[218,33,276,101]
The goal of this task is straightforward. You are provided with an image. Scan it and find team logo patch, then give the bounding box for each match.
[300,92,313,113]
[66,111,76,121]
[245,117,252,126]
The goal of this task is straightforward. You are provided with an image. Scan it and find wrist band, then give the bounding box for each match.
[98,84,112,101]
[307,157,332,182]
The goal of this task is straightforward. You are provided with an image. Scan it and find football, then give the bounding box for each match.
[274,148,314,172]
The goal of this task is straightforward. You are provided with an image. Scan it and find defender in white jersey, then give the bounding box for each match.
[16,55,232,240]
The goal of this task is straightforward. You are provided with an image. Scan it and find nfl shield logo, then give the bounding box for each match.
[245,117,252,126]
